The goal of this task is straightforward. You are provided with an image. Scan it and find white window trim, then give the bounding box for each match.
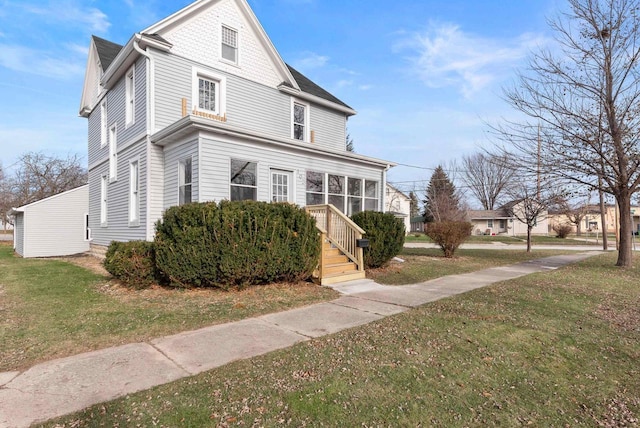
[100,100,107,148]
[270,169,294,203]
[192,67,226,116]
[125,65,135,128]
[178,156,193,206]
[129,157,140,226]
[109,123,117,182]
[229,158,258,201]
[84,213,92,241]
[220,24,239,65]
[100,175,108,227]
[291,98,310,142]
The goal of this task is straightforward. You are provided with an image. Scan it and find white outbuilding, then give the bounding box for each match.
[11,185,90,258]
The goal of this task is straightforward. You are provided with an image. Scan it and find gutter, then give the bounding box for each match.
[278,84,357,116]
[152,115,397,169]
[132,35,156,241]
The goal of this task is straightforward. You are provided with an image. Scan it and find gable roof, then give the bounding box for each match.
[286,64,352,110]
[92,35,122,70]
[467,209,511,220]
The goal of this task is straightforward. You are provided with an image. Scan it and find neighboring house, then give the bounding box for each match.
[548,204,640,235]
[547,205,602,234]
[467,200,549,236]
[10,185,90,258]
[79,0,395,252]
[384,184,411,234]
[410,216,425,233]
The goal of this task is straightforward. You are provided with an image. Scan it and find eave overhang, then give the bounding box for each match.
[151,115,396,169]
[278,84,357,116]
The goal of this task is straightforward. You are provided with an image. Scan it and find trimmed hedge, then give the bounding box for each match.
[154,201,320,289]
[425,221,473,258]
[351,211,405,268]
[103,240,157,289]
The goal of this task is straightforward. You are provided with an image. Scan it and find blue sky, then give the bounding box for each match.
[0,0,560,195]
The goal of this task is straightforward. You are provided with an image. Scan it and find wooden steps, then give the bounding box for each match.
[318,241,365,285]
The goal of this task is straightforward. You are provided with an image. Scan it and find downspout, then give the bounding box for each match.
[381,164,391,212]
[133,35,155,241]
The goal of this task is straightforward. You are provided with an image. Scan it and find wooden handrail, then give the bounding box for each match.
[306,204,365,272]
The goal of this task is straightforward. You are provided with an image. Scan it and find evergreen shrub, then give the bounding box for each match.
[425,221,473,258]
[103,240,157,289]
[154,201,320,289]
[351,211,405,268]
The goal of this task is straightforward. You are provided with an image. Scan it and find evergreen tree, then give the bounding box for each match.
[346,133,355,152]
[423,165,462,222]
[409,191,419,217]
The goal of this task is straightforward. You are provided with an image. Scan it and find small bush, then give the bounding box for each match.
[351,211,405,268]
[425,221,473,258]
[553,224,573,239]
[103,240,157,289]
[154,201,320,289]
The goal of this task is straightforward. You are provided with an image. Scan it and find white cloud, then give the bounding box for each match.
[397,21,546,98]
[22,2,110,33]
[0,44,85,79]
[358,84,373,91]
[290,51,329,71]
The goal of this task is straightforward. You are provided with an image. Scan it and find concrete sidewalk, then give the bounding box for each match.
[0,252,599,428]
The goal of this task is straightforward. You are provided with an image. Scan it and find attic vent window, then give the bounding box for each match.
[221,26,238,63]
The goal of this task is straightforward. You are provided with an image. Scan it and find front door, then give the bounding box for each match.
[271,169,294,203]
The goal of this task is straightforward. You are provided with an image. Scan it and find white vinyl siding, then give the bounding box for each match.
[151,52,345,148]
[164,139,198,209]
[13,186,90,258]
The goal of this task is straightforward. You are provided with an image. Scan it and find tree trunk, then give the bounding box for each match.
[616,192,633,267]
[599,184,608,251]
[576,222,582,236]
[526,225,532,253]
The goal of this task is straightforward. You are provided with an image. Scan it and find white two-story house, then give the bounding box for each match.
[79,0,394,282]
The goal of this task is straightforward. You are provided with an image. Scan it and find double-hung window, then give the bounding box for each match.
[179,157,192,205]
[125,65,135,127]
[100,175,108,226]
[100,100,107,147]
[328,174,345,211]
[364,180,379,210]
[230,159,257,201]
[109,124,117,181]
[129,160,139,225]
[306,171,325,205]
[221,25,238,63]
[347,178,363,216]
[292,101,308,141]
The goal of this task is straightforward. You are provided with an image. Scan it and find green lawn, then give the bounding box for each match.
[405,233,603,246]
[369,248,574,285]
[42,252,640,427]
[0,244,337,372]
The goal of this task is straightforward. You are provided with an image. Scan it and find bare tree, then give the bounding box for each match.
[461,152,515,210]
[4,152,87,224]
[505,182,561,252]
[0,162,10,230]
[409,191,420,217]
[496,0,640,267]
[556,193,594,235]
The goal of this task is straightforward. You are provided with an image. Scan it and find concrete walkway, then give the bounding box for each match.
[0,252,599,428]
